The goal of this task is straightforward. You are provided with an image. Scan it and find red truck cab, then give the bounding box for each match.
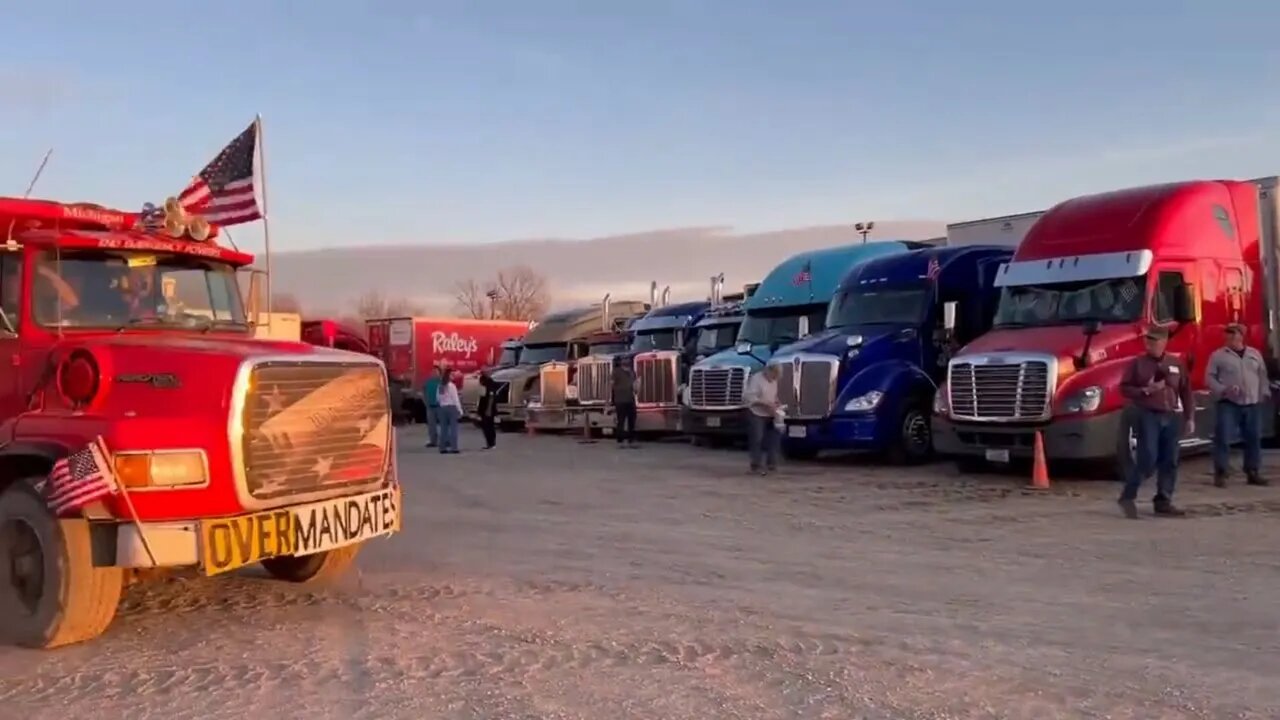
[0,198,400,648]
[933,178,1277,478]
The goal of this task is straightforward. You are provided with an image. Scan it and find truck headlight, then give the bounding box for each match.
[844,390,883,412]
[932,387,949,415]
[114,450,208,489]
[566,384,579,400]
[680,384,690,406]
[1061,386,1102,414]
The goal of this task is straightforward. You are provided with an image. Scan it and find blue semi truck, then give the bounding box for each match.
[681,241,925,442]
[770,245,1012,462]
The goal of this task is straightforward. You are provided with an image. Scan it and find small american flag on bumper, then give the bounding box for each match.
[41,436,119,516]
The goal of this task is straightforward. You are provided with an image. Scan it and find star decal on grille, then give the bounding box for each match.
[263,385,287,414]
[312,455,334,479]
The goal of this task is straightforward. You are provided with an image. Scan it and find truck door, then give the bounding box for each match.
[1150,263,1207,442]
[0,250,22,432]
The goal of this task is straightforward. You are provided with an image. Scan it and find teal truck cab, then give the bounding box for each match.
[681,242,922,441]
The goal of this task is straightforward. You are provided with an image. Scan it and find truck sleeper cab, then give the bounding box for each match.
[682,242,925,442]
[0,197,399,649]
[771,245,1011,462]
[933,179,1279,479]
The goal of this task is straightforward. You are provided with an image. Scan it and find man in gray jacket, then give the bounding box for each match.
[1207,324,1271,487]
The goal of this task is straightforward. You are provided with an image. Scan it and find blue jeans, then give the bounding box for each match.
[747,413,780,471]
[426,404,440,446]
[1213,401,1261,475]
[438,406,460,452]
[1120,409,1182,503]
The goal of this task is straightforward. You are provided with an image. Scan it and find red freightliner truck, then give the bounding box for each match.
[366,316,531,421]
[0,197,400,648]
[933,177,1280,479]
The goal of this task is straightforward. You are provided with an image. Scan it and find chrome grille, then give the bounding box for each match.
[689,366,748,409]
[540,364,568,407]
[948,358,1052,420]
[241,361,390,504]
[636,353,678,405]
[777,357,838,418]
[576,357,612,405]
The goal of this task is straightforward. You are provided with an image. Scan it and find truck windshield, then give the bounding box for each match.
[34,249,247,330]
[695,322,740,354]
[519,344,567,364]
[589,342,628,356]
[827,288,929,327]
[994,276,1145,327]
[498,347,521,365]
[631,330,678,352]
[738,306,826,346]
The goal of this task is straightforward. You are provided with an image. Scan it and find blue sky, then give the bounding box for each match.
[5,0,1280,253]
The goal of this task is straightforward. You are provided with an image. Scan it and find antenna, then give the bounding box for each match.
[23,148,53,198]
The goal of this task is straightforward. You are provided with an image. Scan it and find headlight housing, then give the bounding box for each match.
[114,450,208,489]
[843,390,883,412]
[932,385,950,415]
[1061,386,1102,414]
[680,383,690,406]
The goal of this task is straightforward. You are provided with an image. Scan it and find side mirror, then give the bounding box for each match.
[242,268,267,327]
[943,301,957,331]
[1173,286,1196,323]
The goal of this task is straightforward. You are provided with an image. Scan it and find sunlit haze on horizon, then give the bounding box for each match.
[5,0,1280,256]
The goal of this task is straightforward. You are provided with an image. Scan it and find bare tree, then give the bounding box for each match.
[453,265,550,321]
[271,292,303,314]
[354,290,427,319]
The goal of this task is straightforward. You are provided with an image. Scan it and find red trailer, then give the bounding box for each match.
[366,316,531,419]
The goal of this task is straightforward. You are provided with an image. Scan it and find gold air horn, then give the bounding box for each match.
[160,197,211,241]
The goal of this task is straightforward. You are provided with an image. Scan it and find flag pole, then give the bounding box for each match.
[255,114,273,317]
[23,148,53,198]
[114,483,159,568]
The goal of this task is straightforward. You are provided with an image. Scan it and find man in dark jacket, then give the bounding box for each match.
[612,358,638,448]
[1117,326,1194,519]
[477,373,499,450]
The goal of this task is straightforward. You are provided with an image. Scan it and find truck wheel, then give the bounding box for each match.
[261,544,361,584]
[888,402,934,465]
[0,481,123,649]
[1111,411,1139,483]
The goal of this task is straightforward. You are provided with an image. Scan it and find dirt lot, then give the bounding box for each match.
[1,425,1278,720]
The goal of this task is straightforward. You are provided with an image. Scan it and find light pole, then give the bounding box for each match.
[855,221,875,244]
[486,289,500,319]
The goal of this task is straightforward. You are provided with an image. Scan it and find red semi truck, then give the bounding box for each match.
[367,317,531,420]
[933,177,1280,479]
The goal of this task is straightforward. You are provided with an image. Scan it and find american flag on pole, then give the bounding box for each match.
[926,256,942,280]
[177,120,263,227]
[793,260,812,287]
[42,437,118,515]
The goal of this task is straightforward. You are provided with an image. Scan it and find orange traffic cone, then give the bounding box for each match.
[1027,431,1050,490]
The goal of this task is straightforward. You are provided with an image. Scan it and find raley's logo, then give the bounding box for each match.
[432,331,479,357]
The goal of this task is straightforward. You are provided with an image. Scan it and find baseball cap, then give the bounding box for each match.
[1225,323,1245,335]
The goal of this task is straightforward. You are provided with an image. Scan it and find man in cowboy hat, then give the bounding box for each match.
[1117,325,1194,519]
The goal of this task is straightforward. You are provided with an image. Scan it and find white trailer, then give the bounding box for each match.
[946,210,1045,248]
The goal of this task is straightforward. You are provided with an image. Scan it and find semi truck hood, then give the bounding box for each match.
[959,323,1145,365]
[490,364,541,384]
[692,345,768,372]
[773,325,918,364]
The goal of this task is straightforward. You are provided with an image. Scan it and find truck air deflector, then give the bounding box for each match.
[995,249,1154,288]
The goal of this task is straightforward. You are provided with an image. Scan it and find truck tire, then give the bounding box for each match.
[261,544,361,584]
[0,481,123,649]
[888,400,934,465]
[1111,410,1139,483]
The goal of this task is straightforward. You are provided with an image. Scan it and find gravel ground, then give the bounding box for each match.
[1,425,1278,720]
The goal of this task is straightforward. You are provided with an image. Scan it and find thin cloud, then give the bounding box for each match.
[0,68,74,112]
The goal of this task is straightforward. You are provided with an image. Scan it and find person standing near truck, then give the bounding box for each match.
[612,357,638,448]
[1207,324,1271,487]
[743,364,783,475]
[477,372,499,450]
[423,366,442,448]
[1117,326,1194,519]
[437,368,462,454]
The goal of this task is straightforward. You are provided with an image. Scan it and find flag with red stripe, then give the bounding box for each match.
[178,120,263,227]
[41,437,118,515]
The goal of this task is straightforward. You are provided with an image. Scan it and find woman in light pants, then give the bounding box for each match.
[437,371,463,454]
